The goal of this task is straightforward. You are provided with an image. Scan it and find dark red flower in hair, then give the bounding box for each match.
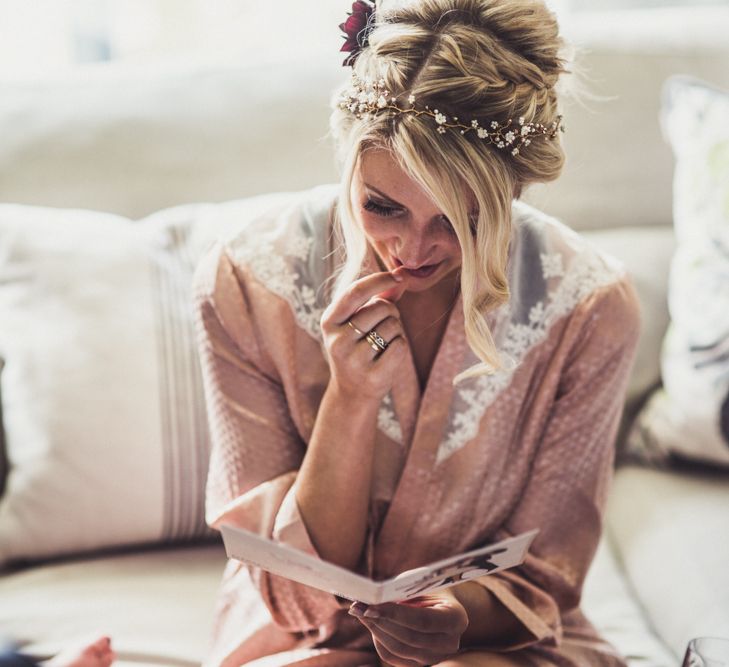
[339,0,377,67]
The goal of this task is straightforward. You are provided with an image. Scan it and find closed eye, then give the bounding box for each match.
[363,199,400,217]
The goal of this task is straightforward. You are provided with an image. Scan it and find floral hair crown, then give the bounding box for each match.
[338,75,565,156]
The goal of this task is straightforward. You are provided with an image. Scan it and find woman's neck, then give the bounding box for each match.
[398,277,460,391]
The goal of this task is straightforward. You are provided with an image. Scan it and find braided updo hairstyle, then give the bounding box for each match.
[329,0,571,381]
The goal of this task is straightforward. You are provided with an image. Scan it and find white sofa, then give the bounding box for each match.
[1,7,729,666]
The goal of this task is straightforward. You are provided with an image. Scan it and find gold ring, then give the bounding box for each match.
[347,320,363,336]
[366,335,380,352]
[366,330,388,351]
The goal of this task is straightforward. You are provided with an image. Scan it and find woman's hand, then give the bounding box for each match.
[320,269,411,401]
[349,590,468,667]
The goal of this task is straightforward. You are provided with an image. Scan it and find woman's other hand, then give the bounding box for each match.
[320,268,411,401]
[349,591,468,666]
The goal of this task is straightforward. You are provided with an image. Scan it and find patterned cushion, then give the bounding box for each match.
[627,76,729,468]
[0,193,288,566]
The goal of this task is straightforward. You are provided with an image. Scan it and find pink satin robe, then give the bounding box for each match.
[192,185,640,666]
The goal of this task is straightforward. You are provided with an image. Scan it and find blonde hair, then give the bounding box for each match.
[329,0,571,383]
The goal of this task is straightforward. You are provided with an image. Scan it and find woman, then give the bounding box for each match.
[192,0,640,665]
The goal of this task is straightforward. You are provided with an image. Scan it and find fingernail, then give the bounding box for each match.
[349,601,367,617]
[391,271,403,282]
[364,608,380,619]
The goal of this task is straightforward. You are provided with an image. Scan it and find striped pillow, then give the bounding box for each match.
[0,193,290,565]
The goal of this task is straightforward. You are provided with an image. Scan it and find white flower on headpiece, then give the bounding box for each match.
[341,71,563,153]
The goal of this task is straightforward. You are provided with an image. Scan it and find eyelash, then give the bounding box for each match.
[363,199,400,217]
[363,198,457,235]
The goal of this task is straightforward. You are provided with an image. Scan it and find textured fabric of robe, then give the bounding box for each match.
[192,184,641,667]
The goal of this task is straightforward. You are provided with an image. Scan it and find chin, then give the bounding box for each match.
[406,265,460,293]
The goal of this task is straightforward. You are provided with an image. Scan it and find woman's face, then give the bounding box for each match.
[351,147,464,295]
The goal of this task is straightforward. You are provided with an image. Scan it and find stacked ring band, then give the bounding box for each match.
[366,330,388,352]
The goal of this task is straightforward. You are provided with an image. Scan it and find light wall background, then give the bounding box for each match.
[3,0,726,80]
[1,1,343,78]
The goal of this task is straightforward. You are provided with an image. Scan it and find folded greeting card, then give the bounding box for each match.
[220,523,538,605]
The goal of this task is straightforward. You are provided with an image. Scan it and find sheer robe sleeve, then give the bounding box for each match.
[192,241,343,634]
[470,276,642,651]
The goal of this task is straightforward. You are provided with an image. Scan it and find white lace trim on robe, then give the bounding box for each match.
[223,185,627,464]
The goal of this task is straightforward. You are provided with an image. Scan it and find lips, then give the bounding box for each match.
[393,256,441,278]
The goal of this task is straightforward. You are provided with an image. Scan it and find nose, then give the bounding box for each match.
[396,229,437,268]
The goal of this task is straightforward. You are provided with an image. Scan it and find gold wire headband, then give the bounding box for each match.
[339,74,565,156]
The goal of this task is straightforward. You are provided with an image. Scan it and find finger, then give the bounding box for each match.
[364,333,408,364]
[376,266,411,302]
[352,600,461,654]
[327,272,403,324]
[363,617,455,666]
[362,316,404,348]
[359,331,399,360]
[348,299,400,337]
[359,615,455,652]
[376,280,409,303]
[363,600,461,634]
[371,635,423,667]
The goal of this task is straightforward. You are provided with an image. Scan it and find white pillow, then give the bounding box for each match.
[627,76,729,468]
[0,192,292,565]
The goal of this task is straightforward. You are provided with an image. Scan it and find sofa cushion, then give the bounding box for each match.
[606,464,729,658]
[0,193,290,566]
[627,77,729,468]
[582,536,676,667]
[0,60,342,221]
[581,226,674,414]
[0,542,226,666]
[0,532,678,667]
